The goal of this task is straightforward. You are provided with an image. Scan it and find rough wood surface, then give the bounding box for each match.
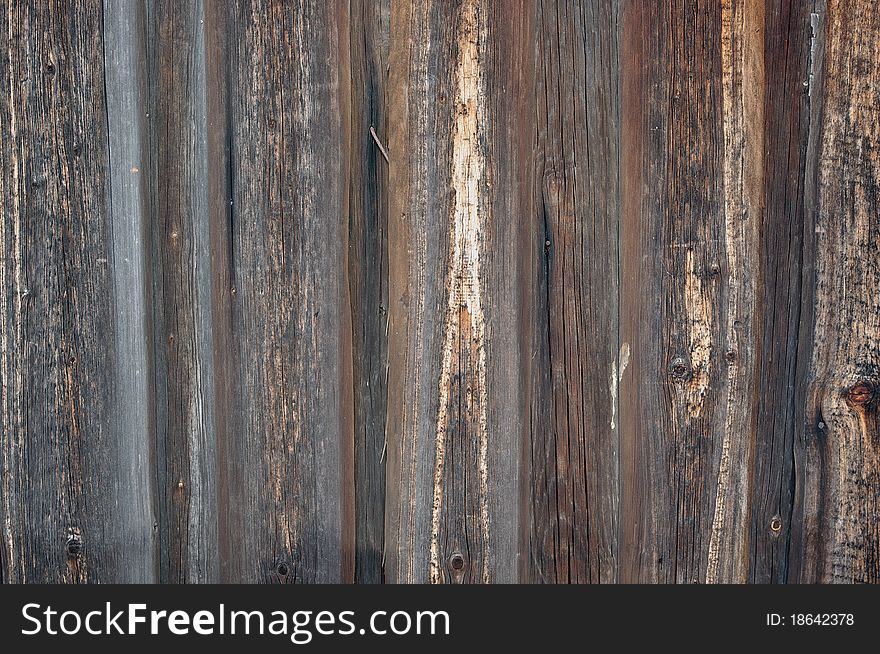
[217,0,353,583]
[147,0,219,584]
[795,0,880,584]
[384,0,528,584]
[0,0,156,583]
[526,0,620,584]
[620,0,763,584]
[348,0,390,584]
[2,0,879,584]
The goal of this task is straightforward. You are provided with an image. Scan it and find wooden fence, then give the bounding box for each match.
[1,0,878,583]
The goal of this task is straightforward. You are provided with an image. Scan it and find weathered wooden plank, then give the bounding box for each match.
[385,0,528,583]
[794,0,880,583]
[748,0,814,584]
[216,0,354,583]
[525,0,620,584]
[102,0,157,583]
[348,0,390,584]
[146,0,220,583]
[0,0,156,582]
[620,0,764,583]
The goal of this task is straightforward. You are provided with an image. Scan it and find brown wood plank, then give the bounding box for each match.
[795,0,880,583]
[525,0,620,584]
[146,0,221,583]
[385,0,529,583]
[620,0,764,583]
[748,0,815,584]
[348,0,391,584]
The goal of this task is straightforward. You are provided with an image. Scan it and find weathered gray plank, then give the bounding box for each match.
[216,0,354,583]
[0,0,156,583]
[103,0,157,583]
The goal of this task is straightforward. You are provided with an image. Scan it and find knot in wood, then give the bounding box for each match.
[449,553,466,571]
[66,533,82,557]
[846,382,875,408]
[275,562,289,577]
[669,357,691,383]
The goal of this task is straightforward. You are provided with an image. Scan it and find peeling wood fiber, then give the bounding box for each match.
[2,0,879,584]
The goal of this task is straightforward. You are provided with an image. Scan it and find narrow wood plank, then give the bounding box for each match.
[0,0,156,582]
[620,0,763,583]
[103,0,157,583]
[348,0,390,584]
[216,0,354,583]
[385,0,528,584]
[525,0,620,584]
[748,0,815,583]
[795,0,880,583]
[146,0,220,583]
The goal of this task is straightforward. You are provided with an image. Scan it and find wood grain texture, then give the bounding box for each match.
[384,0,528,583]
[526,0,620,584]
[796,0,880,584]
[0,0,156,583]
[748,0,814,584]
[147,0,219,584]
[2,0,880,585]
[621,0,735,583]
[620,0,768,583]
[217,0,353,583]
[348,0,390,584]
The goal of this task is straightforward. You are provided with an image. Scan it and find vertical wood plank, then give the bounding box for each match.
[348,0,390,584]
[526,0,620,584]
[796,0,880,583]
[103,0,157,583]
[0,0,156,582]
[620,0,763,583]
[385,0,528,583]
[217,0,354,583]
[748,0,814,583]
[146,0,220,583]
